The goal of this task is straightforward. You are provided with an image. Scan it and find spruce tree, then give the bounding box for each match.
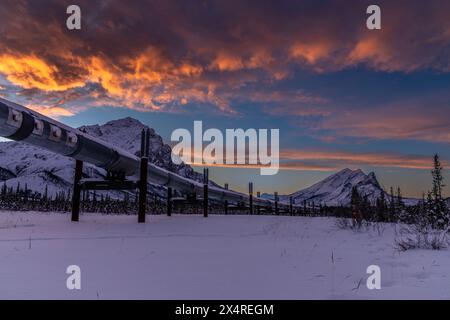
[376,192,387,222]
[396,187,404,208]
[428,154,448,229]
[24,183,28,203]
[1,182,6,199]
[351,186,363,226]
[43,185,48,201]
[389,186,396,216]
[16,182,20,201]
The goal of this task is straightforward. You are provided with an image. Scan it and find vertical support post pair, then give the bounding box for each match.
[203,168,209,218]
[167,187,172,217]
[257,191,261,215]
[138,128,150,223]
[71,160,83,222]
[71,129,151,223]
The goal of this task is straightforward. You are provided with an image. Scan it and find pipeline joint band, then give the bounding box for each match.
[6,112,35,141]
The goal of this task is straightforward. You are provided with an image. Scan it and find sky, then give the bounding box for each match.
[0,0,450,197]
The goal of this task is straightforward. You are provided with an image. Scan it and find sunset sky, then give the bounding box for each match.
[0,0,450,197]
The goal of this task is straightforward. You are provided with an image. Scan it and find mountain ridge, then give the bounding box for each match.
[262,168,419,207]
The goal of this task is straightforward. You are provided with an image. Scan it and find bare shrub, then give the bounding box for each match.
[395,224,449,251]
[335,217,380,233]
[335,217,352,229]
[370,221,386,236]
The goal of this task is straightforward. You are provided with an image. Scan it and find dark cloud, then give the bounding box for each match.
[0,0,449,115]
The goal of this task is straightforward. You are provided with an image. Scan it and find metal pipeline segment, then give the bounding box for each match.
[0,98,277,206]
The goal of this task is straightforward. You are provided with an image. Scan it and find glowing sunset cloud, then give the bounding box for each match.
[27,104,75,118]
[0,54,85,92]
[180,149,437,171]
[0,0,449,114]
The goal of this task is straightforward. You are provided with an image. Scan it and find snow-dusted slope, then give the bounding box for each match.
[278,168,386,207]
[0,117,203,197]
[78,117,203,181]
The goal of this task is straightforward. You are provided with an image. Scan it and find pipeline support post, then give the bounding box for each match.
[256,191,261,215]
[275,191,279,215]
[224,183,228,215]
[203,168,209,217]
[167,187,172,217]
[138,157,148,223]
[249,182,253,215]
[71,160,83,222]
[138,129,150,223]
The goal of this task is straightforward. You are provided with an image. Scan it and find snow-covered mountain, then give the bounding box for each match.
[286,168,385,206]
[0,117,204,197]
[262,168,387,207]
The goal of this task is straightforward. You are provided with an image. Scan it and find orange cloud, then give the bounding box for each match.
[281,149,438,170]
[290,42,333,64]
[187,161,336,172]
[0,54,85,92]
[346,36,413,72]
[0,0,449,117]
[210,53,245,71]
[27,105,75,118]
[174,145,435,171]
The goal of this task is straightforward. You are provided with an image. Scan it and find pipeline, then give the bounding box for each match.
[0,97,283,207]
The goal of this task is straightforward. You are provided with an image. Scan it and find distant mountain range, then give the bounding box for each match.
[262,168,420,207]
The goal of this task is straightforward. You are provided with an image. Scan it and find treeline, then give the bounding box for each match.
[0,180,346,217]
[0,183,167,214]
[0,183,238,215]
[349,154,449,231]
[348,185,404,224]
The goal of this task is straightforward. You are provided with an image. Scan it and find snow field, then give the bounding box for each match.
[0,211,448,299]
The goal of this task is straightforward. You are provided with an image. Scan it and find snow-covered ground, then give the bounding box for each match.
[0,211,448,299]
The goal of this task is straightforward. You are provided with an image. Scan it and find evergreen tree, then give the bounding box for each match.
[361,194,371,220]
[351,186,363,227]
[428,154,448,229]
[389,186,396,216]
[396,187,404,209]
[1,182,6,198]
[24,183,28,203]
[16,182,20,194]
[376,192,387,222]
[43,185,48,201]
[394,186,405,221]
